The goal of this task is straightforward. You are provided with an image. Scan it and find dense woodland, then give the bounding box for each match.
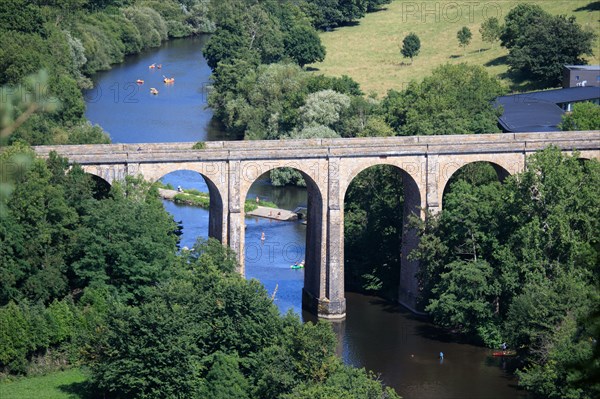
[1,0,600,398]
[0,147,399,398]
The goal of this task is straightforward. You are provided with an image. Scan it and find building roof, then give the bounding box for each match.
[496,99,563,132]
[565,65,600,71]
[499,86,600,104]
[495,87,600,133]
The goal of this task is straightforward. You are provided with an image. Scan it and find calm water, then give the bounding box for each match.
[84,36,235,143]
[86,39,527,398]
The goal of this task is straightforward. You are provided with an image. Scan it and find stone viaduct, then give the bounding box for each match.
[33,131,600,319]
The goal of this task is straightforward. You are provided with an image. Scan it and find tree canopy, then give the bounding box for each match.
[501,4,596,85]
[560,102,600,131]
[479,17,501,49]
[411,148,600,397]
[457,26,472,53]
[381,63,505,135]
[400,32,420,64]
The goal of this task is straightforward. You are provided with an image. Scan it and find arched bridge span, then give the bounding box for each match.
[33,131,600,318]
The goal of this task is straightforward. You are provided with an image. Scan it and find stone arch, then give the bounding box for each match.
[437,154,524,211]
[238,163,326,313]
[80,168,111,187]
[80,165,124,185]
[237,160,326,201]
[572,149,600,162]
[441,161,512,206]
[153,167,227,245]
[87,173,111,199]
[339,158,425,312]
[340,158,424,207]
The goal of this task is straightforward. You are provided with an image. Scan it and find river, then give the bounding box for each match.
[85,37,527,398]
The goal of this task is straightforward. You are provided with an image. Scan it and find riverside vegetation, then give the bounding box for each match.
[156,182,278,212]
[0,146,400,398]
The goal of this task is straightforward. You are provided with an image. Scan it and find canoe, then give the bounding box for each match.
[136,79,144,84]
[163,77,175,84]
[150,88,159,95]
[492,350,516,357]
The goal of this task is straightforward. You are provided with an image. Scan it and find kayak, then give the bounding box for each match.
[492,350,516,357]
[290,264,304,269]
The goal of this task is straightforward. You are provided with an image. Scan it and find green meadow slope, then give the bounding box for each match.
[309,0,600,94]
[0,369,89,399]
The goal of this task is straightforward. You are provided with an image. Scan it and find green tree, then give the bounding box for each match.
[426,260,500,338]
[411,147,600,395]
[201,352,250,399]
[479,17,501,50]
[70,176,178,302]
[344,165,404,298]
[300,0,344,30]
[457,26,472,54]
[298,89,350,129]
[560,102,600,131]
[284,24,326,67]
[506,15,596,85]
[338,0,368,24]
[83,238,395,398]
[381,63,505,135]
[0,0,45,34]
[400,32,420,64]
[500,3,548,49]
[208,62,308,139]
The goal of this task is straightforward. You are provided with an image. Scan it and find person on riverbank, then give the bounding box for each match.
[439,352,444,360]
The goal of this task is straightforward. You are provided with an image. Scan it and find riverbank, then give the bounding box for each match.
[246,205,298,221]
[158,188,296,220]
[84,36,234,143]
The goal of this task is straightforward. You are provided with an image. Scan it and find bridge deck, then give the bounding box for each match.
[31,131,600,164]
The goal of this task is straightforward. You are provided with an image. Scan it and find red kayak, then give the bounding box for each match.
[492,350,516,357]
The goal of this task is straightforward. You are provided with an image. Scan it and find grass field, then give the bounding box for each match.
[0,369,91,399]
[309,0,600,95]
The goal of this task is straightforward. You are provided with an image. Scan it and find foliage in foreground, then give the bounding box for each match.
[0,149,398,398]
[82,239,399,399]
[412,149,600,398]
